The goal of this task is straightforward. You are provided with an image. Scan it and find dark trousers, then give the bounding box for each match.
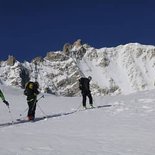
[27,100,36,118]
[82,92,93,107]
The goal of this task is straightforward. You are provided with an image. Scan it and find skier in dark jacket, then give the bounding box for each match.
[79,76,93,109]
[0,89,9,107]
[24,81,40,120]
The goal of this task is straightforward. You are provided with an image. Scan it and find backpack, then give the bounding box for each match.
[24,82,34,96]
[79,77,90,92]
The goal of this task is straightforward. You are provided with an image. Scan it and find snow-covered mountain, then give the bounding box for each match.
[1,40,155,96]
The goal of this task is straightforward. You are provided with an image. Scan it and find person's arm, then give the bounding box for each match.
[0,90,9,106]
[0,90,5,101]
[34,89,40,95]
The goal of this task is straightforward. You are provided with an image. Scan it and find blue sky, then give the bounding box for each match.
[0,0,155,61]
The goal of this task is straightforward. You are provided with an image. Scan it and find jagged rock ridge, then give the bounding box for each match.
[1,40,155,96]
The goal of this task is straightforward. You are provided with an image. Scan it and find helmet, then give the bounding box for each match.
[88,76,92,81]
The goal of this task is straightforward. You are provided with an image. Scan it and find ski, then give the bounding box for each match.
[16,116,47,123]
[0,122,14,128]
[0,116,48,128]
[16,118,32,123]
[76,104,112,112]
[81,106,95,111]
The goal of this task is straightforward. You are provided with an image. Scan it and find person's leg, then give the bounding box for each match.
[32,103,36,119]
[88,93,93,106]
[82,94,87,108]
[27,100,35,120]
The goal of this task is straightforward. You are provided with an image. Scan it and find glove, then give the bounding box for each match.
[3,100,9,106]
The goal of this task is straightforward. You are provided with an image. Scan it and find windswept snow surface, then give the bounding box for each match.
[0,85,155,155]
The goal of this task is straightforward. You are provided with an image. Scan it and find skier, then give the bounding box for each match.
[79,76,93,109]
[0,89,9,106]
[24,81,40,120]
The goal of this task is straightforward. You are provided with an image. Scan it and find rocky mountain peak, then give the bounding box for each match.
[1,43,155,96]
[7,55,16,66]
[73,39,82,48]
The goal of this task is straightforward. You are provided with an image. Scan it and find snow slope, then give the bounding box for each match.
[0,85,155,155]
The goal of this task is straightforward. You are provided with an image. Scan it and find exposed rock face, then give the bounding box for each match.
[46,52,69,61]
[31,56,44,63]
[75,46,86,60]
[63,43,72,55]
[7,55,16,66]
[1,42,155,96]
[73,39,82,48]
[63,39,86,59]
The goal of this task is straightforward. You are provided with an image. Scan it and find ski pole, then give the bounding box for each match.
[19,107,28,117]
[37,95,44,101]
[37,104,48,119]
[35,95,47,118]
[31,95,44,111]
[20,95,44,117]
[7,106,14,124]
[75,103,82,111]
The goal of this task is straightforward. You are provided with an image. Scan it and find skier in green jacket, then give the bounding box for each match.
[0,89,9,106]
